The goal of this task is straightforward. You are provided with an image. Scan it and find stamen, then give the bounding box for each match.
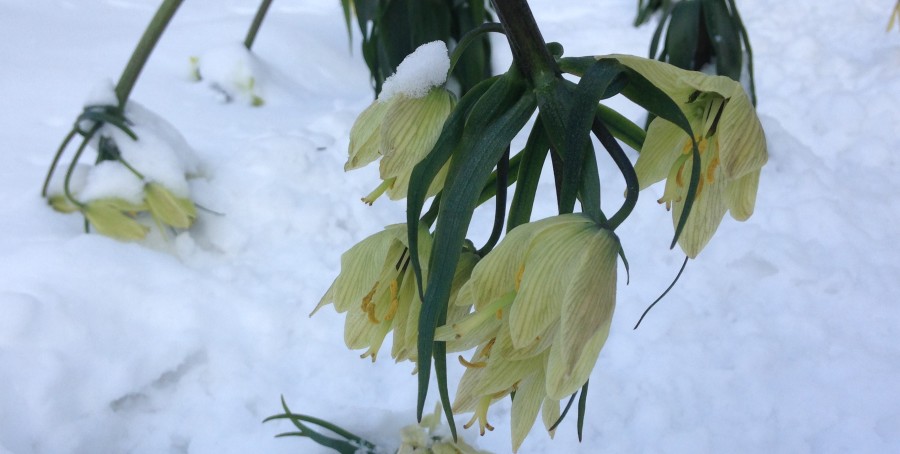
[384,284,400,322]
[361,177,396,205]
[448,291,515,338]
[366,302,380,324]
[458,355,487,368]
[707,155,719,183]
[495,308,503,319]
[479,337,496,359]
[361,282,379,312]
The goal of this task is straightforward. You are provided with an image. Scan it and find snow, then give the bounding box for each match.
[1,1,900,453]
[379,41,450,101]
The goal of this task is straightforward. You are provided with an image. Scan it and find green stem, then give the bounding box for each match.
[42,128,78,197]
[477,147,509,256]
[115,0,184,108]
[448,22,505,78]
[63,126,101,207]
[491,0,559,88]
[244,0,274,50]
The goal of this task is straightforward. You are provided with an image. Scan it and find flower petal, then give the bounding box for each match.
[726,169,760,221]
[544,230,617,399]
[671,157,728,258]
[636,118,687,189]
[541,397,560,436]
[716,88,768,179]
[346,100,389,171]
[509,223,595,349]
[331,226,401,312]
[511,371,546,453]
[605,54,696,101]
[379,89,455,200]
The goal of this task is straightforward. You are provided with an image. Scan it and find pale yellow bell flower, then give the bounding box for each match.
[604,54,768,257]
[346,88,456,204]
[440,214,619,452]
[314,224,478,363]
[82,199,149,241]
[144,182,197,230]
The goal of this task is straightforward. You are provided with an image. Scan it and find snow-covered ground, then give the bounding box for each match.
[1,0,899,452]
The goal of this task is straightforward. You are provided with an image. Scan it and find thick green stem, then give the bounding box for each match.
[115,0,184,108]
[244,0,274,50]
[491,0,559,88]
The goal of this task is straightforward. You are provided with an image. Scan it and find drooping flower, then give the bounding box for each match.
[346,41,456,204]
[437,214,619,452]
[313,224,478,363]
[144,182,197,230]
[82,198,149,241]
[606,54,768,257]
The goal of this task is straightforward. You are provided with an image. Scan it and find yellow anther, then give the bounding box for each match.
[458,355,486,368]
[361,282,379,312]
[463,397,495,436]
[384,280,400,321]
[495,308,503,319]
[707,155,720,184]
[366,302,380,324]
[479,337,496,359]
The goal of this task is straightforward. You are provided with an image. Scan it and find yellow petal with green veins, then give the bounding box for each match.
[83,202,149,241]
[145,183,195,229]
[727,170,761,221]
[346,99,389,171]
[511,370,545,453]
[636,118,688,189]
[379,89,455,200]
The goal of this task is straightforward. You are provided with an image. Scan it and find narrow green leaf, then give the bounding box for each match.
[592,117,638,230]
[727,0,757,105]
[702,0,742,80]
[577,380,589,441]
[448,22,504,79]
[664,0,701,69]
[595,103,645,152]
[408,75,499,303]
[648,1,673,58]
[416,92,536,420]
[561,60,627,215]
[549,392,577,431]
[340,0,353,47]
[476,147,509,256]
[507,115,551,230]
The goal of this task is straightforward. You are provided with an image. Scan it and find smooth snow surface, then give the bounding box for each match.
[1,1,899,453]
[379,41,450,101]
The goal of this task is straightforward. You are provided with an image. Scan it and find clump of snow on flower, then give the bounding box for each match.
[379,41,450,102]
[78,161,145,203]
[195,44,268,106]
[99,101,199,196]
